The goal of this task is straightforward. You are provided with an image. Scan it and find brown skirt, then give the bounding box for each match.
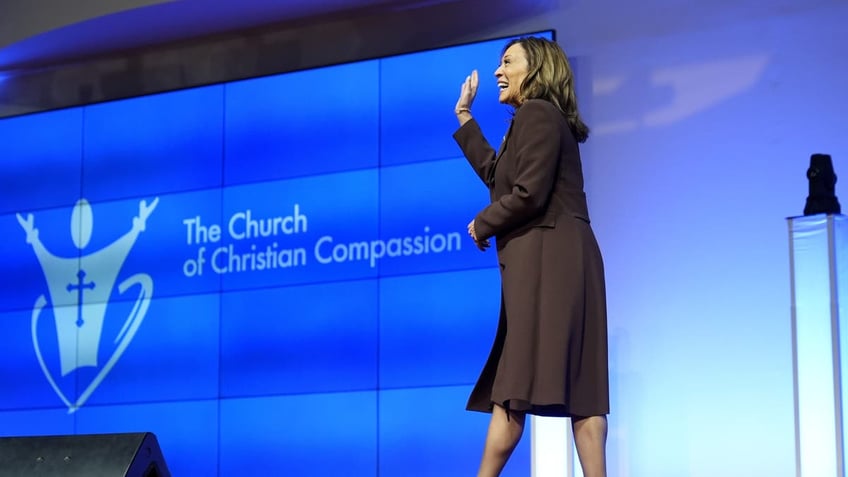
[466,217,610,418]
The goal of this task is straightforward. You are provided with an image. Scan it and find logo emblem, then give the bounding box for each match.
[17,198,158,413]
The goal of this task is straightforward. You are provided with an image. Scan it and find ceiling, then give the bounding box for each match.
[0,0,459,71]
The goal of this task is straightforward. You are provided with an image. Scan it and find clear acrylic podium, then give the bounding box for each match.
[789,214,848,477]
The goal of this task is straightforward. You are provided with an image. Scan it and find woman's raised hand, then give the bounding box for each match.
[455,70,479,115]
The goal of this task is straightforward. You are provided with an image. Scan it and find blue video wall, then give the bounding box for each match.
[0,31,551,476]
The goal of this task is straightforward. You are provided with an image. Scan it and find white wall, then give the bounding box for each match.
[516,1,846,475]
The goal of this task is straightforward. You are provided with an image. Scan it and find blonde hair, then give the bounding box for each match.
[505,37,590,143]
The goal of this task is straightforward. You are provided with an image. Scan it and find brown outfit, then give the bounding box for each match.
[453,99,609,418]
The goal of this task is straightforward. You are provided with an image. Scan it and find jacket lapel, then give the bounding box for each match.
[488,119,514,186]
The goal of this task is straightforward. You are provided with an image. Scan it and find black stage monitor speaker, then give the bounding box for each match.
[0,432,170,477]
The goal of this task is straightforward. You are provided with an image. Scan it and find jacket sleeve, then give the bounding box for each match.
[453,118,497,185]
[474,100,561,240]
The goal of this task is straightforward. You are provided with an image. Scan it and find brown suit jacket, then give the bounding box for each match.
[454,98,589,245]
[453,99,609,417]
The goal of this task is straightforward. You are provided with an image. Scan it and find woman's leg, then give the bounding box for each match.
[572,415,608,477]
[477,404,526,477]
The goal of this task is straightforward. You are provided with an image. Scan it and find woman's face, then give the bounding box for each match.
[495,43,530,107]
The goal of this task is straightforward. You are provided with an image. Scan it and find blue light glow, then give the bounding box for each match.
[0,30,554,476]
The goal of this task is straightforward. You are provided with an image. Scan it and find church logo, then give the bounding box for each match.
[17,198,158,413]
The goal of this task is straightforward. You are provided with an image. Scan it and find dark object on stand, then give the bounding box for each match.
[804,153,841,216]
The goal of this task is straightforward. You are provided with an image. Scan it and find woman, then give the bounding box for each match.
[453,36,609,477]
